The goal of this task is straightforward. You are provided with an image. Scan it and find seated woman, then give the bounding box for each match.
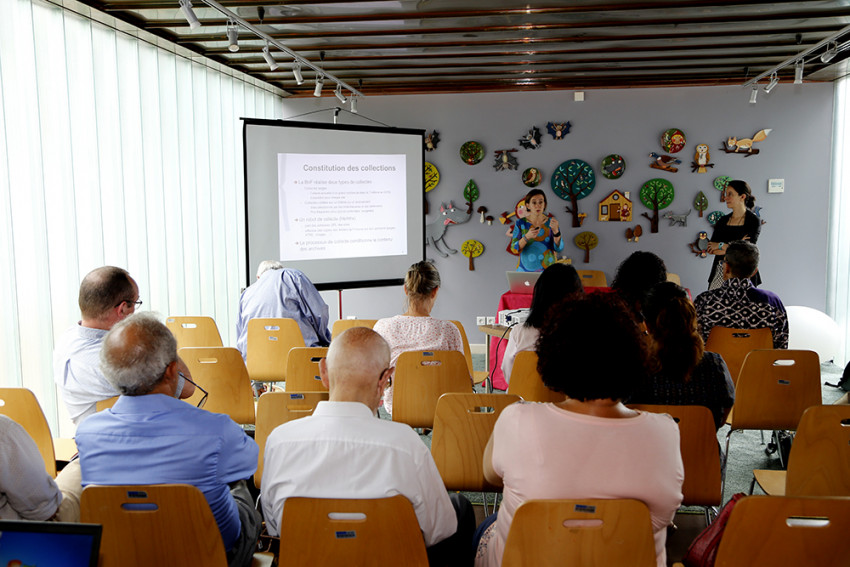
[373,261,465,415]
[500,263,583,384]
[611,251,667,322]
[475,293,684,567]
[630,281,735,430]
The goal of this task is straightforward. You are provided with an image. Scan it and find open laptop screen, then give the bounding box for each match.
[0,521,101,567]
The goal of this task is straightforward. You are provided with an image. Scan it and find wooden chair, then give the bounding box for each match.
[722,349,822,497]
[576,269,608,287]
[431,393,520,492]
[178,347,256,426]
[165,316,223,349]
[629,405,721,521]
[254,391,329,489]
[449,320,488,385]
[331,319,377,340]
[96,396,120,412]
[392,350,471,429]
[284,347,328,392]
[751,405,850,497]
[80,484,228,567]
[713,495,850,567]
[502,499,656,567]
[666,272,681,285]
[506,351,566,403]
[0,388,56,477]
[278,495,428,567]
[704,326,773,384]
[246,318,305,383]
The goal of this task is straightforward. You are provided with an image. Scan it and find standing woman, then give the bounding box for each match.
[706,180,761,289]
[510,189,563,272]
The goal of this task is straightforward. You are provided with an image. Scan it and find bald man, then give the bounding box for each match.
[261,327,474,566]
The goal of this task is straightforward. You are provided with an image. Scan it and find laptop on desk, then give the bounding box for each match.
[506,271,540,294]
[0,520,101,567]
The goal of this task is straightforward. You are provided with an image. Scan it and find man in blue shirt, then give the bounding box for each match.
[76,313,261,567]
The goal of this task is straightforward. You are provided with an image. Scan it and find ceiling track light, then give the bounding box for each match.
[822,41,838,63]
[764,73,779,93]
[794,60,804,84]
[226,21,239,52]
[314,76,324,97]
[334,84,347,104]
[262,44,278,71]
[749,84,758,104]
[292,61,304,85]
[179,0,201,29]
[350,96,358,114]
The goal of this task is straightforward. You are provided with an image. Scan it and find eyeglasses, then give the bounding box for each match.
[115,299,143,308]
[179,371,208,409]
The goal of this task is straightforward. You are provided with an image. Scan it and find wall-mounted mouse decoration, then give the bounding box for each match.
[546,121,572,140]
[518,126,543,150]
[721,129,772,156]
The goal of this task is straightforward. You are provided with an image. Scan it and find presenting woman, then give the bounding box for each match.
[509,189,563,272]
[706,179,761,289]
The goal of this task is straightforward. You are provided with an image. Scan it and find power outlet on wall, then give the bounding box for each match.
[486,316,496,325]
[476,316,487,326]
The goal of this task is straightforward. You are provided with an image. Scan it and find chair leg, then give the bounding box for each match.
[748,475,757,495]
[704,506,718,525]
[720,430,734,502]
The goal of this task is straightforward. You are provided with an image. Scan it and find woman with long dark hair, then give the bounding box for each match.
[706,179,761,289]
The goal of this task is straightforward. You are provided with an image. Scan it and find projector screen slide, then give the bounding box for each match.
[243,119,425,290]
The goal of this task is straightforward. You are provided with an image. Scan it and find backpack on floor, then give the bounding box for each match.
[681,493,746,567]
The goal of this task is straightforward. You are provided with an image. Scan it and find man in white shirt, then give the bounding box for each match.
[53,266,140,426]
[261,327,474,566]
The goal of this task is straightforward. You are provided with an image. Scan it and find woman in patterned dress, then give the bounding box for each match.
[509,189,564,272]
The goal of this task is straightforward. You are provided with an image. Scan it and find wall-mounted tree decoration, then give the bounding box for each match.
[574,231,598,263]
[518,127,542,150]
[707,210,724,225]
[721,129,772,156]
[546,121,572,140]
[463,179,480,214]
[691,144,713,173]
[424,130,440,152]
[714,175,732,202]
[424,162,440,215]
[460,141,484,165]
[601,154,626,179]
[649,152,681,172]
[640,178,675,233]
[661,128,686,153]
[552,159,596,227]
[689,231,709,257]
[493,149,519,171]
[461,239,484,270]
[625,225,643,242]
[694,191,709,217]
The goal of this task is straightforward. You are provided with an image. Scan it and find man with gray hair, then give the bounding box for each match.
[53,266,140,425]
[235,260,331,359]
[75,313,261,567]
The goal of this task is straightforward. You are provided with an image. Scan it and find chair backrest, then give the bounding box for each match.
[730,349,822,432]
[178,347,256,425]
[254,391,329,489]
[96,396,120,412]
[666,272,681,285]
[576,269,608,287]
[628,404,721,506]
[506,351,566,403]
[284,347,329,392]
[80,484,227,567]
[278,495,428,567]
[165,316,223,349]
[0,388,56,477]
[502,499,656,567]
[785,405,850,497]
[331,319,377,340]
[246,318,305,382]
[392,350,471,429]
[704,326,773,384]
[714,495,850,567]
[431,393,521,492]
[449,320,475,378]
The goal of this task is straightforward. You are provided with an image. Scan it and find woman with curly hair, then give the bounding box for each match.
[474,293,684,567]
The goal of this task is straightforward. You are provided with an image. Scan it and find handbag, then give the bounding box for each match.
[681,493,746,567]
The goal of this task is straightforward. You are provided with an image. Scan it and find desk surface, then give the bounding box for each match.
[479,324,512,338]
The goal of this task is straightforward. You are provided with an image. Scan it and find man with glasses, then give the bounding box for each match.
[75,312,261,567]
[53,266,142,426]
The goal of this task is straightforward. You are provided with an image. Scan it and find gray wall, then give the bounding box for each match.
[283,85,835,340]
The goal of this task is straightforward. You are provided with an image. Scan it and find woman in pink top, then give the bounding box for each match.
[476,293,684,567]
[373,261,465,414]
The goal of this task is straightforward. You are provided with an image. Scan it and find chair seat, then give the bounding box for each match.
[752,469,786,496]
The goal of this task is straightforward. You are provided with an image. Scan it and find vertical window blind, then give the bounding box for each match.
[828,78,850,368]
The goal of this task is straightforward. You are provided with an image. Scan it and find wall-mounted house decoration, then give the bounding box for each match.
[424,161,440,214]
[649,152,681,173]
[546,121,572,140]
[661,128,686,153]
[574,231,598,263]
[460,141,485,165]
[625,225,643,242]
[714,175,732,201]
[691,144,714,173]
[721,129,772,156]
[689,231,710,257]
[461,239,484,270]
[694,191,709,217]
[518,126,543,149]
[493,149,519,171]
[640,178,675,233]
[662,209,691,227]
[601,154,626,179]
[522,167,542,187]
[424,130,440,151]
[552,159,596,227]
[598,190,633,222]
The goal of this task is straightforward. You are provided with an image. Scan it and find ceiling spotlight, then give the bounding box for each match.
[764,73,779,93]
[179,0,201,29]
[350,96,358,114]
[334,84,347,104]
[262,44,279,71]
[292,61,304,85]
[749,84,758,104]
[794,60,804,84]
[226,21,239,52]
[822,42,838,64]
[313,76,324,97]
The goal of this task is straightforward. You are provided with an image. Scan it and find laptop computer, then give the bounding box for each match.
[0,520,102,567]
[506,271,540,294]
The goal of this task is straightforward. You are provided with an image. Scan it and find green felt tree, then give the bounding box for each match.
[639,178,675,233]
[463,179,480,214]
[694,191,709,217]
[551,159,596,227]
